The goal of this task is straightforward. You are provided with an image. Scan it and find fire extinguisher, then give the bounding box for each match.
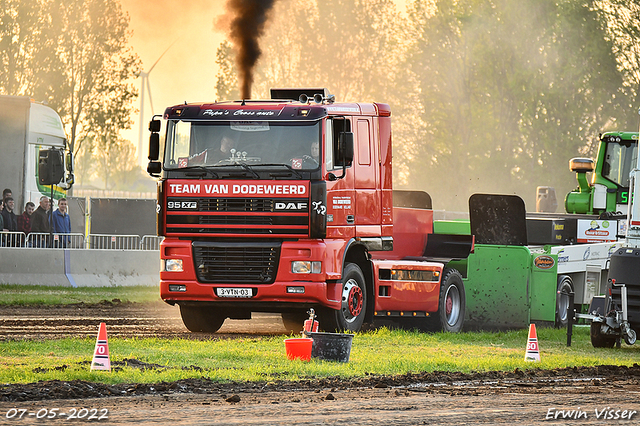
[303,308,319,333]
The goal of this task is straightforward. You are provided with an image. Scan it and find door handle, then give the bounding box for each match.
[347,215,355,224]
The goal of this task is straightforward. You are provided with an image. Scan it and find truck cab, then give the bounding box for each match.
[148,89,469,334]
[0,95,73,212]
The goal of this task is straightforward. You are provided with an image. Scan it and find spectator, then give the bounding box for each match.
[17,201,35,247]
[0,199,4,231]
[51,198,71,247]
[31,196,51,247]
[18,201,35,234]
[1,197,18,232]
[2,188,11,203]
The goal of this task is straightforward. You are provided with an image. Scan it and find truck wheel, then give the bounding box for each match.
[435,268,465,332]
[320,263,367,332]
[555,275,574,328]
[590,321,616,348]
[179,305,226,333]
[281,312,308,334]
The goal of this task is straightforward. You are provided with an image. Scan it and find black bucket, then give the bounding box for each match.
[306,332,354,363]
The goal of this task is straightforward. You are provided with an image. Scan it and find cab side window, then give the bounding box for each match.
[329,118,351,169]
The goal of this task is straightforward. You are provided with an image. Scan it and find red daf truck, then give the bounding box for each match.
[147,88,472,333]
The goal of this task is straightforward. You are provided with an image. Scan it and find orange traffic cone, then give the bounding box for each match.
[524,323,541,362]
[90,322,111,371]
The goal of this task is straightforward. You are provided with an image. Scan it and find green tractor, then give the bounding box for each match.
[565,132,638,216]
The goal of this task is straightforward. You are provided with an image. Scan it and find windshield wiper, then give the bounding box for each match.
[239,163,260,179]
[178,165,219,178]
[258,164,303,178]
[214,162,261,179]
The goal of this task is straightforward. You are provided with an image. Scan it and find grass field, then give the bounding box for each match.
[1,326,638,385]
[0,284,160,305]
[0,285,638,385]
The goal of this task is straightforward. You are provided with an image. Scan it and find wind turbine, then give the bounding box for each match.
[137,41,176,169]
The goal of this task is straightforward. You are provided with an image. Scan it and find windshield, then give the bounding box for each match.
[164,120,321,170]
[602,141,637,187]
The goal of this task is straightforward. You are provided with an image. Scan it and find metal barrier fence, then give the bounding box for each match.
[0,232,163,250]
[0,231,26,247]
[26,232,86,248]
[140,235,164,251]
[88,234,141,250]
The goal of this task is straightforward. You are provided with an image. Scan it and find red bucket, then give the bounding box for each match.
[284,338,313,361]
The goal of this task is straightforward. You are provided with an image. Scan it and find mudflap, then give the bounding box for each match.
[463,245,533,330]
[465,194,563,330]
[469,194,527,246]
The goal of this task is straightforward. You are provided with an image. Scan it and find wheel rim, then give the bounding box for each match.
[625,329,637,346]
[341,279,363,323]
[557,282,571,321]
[444,285,460,326]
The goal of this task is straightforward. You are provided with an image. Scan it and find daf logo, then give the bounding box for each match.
[275,202,307,211]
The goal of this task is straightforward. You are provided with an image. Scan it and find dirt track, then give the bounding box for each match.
[0,300,287,341]
[1,302,640,425]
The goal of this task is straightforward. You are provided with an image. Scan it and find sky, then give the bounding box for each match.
[119,0,227,168]
[119,0,409,168]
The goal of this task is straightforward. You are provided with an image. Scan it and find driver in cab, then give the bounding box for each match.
[186,134,235,166]
[291,140,319,169]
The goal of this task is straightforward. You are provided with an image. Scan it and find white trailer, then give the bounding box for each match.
[0,95,72,211]
[549,241,623,305]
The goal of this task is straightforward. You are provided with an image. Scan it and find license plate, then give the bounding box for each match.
[216,288,253,298]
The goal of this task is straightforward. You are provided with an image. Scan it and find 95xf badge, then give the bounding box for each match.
[167,201,198,209]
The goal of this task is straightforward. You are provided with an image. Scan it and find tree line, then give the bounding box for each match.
[218,0,640,211]
[3,0,640,209]
[0,0,142,191]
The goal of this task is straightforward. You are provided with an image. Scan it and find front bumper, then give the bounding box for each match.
[161,279,341,310]
[159,238,344,310]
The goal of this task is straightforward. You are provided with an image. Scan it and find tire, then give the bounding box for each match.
[555,275,574,328]
[281,312,309,334]
[624,328,637,346]
[179,305,226,333]
[590,321,616,348]
[434,268,465,332]
[319,263,368,332]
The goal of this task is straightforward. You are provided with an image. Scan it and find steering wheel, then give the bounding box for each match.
[214,159,234,165]
[304,155,319,167]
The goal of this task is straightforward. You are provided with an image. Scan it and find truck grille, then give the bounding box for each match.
[199,198,275,212]
[192,241,280,284]
[166,197,309,237]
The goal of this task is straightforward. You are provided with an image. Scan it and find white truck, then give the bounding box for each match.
[0,95,73,211]
[586,135,640,347]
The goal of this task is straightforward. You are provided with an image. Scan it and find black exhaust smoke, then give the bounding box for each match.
[222,0,276,99]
